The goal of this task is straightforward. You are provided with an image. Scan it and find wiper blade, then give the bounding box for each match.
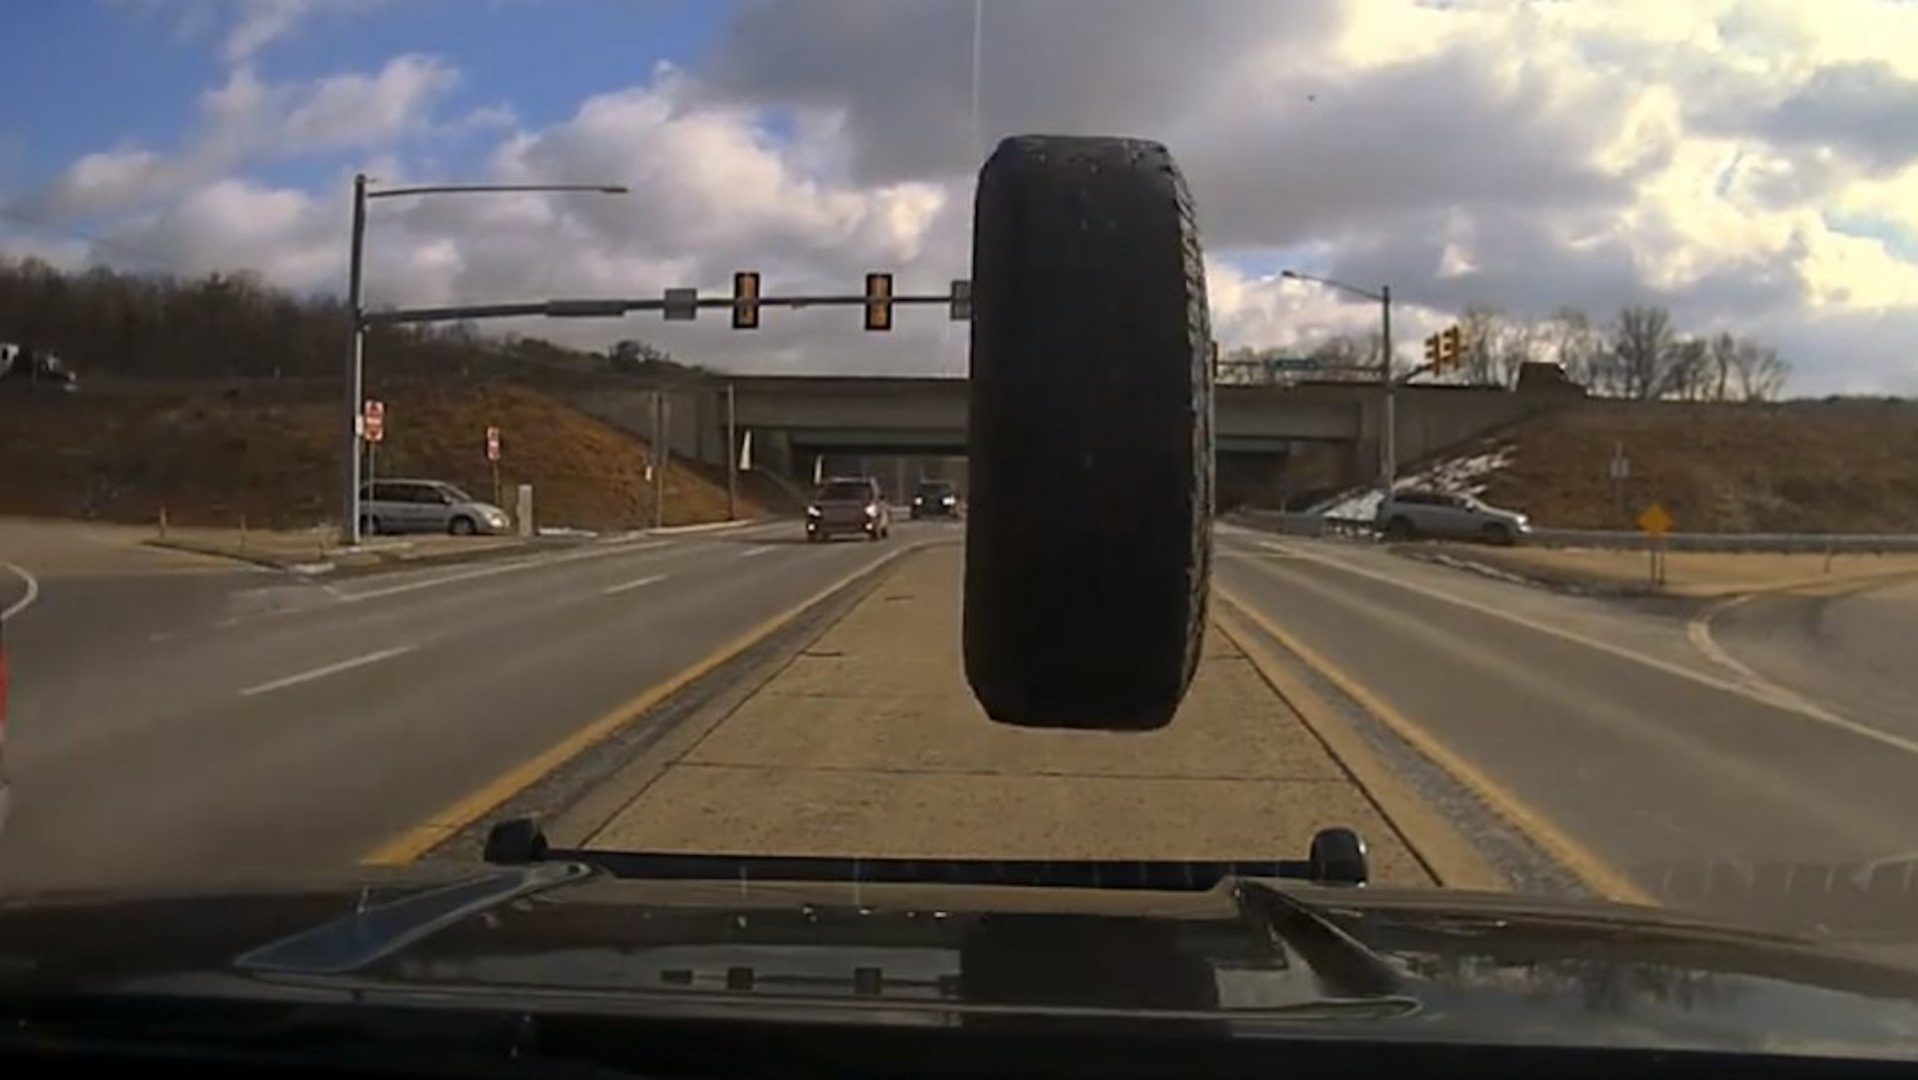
[481,818,1371,890]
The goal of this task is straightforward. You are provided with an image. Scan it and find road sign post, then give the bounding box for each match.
[1637,502,1673,588]
[486,425,502,508]
[1609,442,1631,524]
[361,399,385,504]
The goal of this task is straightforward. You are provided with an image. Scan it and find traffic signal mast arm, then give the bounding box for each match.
[363,276,969,328]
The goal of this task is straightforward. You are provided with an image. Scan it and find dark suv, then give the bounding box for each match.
[806,477,891,541]
[909,480,960,519]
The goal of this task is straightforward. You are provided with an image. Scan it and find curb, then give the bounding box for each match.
[1212,602,1506,893]
[360,535,945,866]
[1214,587,1653,906]
[645,517,773,537]
[143,538,310,573]
[1404,544,1918,602]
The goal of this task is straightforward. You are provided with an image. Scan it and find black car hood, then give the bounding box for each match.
[3,867,1918,1059]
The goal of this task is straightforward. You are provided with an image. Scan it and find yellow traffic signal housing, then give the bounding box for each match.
[1442,325,1463,368]
[864,272,894,331]
[732,271,760,330]
[1424,332,1441,366]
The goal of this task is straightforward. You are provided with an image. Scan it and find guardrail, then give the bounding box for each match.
[1229,510,1918,553]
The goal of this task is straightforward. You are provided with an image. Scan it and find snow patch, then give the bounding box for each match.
[1310,443,1516,520]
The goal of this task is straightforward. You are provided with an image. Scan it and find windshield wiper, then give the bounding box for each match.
[480,817,1371,890]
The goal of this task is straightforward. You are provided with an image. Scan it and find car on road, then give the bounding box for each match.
[806,476,891,541]
[359,479,511,536]
[1375,488,1530,543]
[909,479,961,519]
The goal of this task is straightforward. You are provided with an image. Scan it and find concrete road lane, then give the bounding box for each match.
[1703,577,1918,740]
[0,517,957,891]
[1216,526,1918,937]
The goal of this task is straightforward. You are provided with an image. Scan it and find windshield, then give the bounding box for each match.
[817,481,875,501]
[5,0,1918,1058]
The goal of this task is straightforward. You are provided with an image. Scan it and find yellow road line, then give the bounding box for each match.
[1212,604,1505,892]
[1214,585,1657,907]
[359,542,934,866]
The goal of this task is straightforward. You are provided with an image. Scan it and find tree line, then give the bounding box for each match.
[1226,303,1791,402]
[0,257,695,382]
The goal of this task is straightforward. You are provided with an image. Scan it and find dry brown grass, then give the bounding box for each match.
[0,380,768,531]
[1477,399,1918,533]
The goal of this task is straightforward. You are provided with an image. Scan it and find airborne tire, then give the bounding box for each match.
[963,135,1214,731]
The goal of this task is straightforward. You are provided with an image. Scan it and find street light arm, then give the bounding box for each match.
[1279,268,1383,304]
[367,183,629,200]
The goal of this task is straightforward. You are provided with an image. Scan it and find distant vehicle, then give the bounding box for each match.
[909,479,961,519]
[1375,489,1530,543]
[359,479,511,536]
[806,476,890,541]
[0,344,79,393]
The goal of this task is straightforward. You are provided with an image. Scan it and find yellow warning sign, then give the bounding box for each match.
[1636,503,1673,537]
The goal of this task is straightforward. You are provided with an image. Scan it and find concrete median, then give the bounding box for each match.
[576,544,1457,886]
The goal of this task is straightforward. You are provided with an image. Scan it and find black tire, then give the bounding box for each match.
[1384,516,1414,542]
[1308,827,1369,885]
[964,135,1212,731]
[1480,522,1512,546]
[449,515,477,536]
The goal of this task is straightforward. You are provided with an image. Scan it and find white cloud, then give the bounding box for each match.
[25,1,1918,391]
[25,54,458,222]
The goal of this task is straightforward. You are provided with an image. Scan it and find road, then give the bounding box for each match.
[7,514,1918,944]
[0,517,950,891]
[1215,525,1918,936]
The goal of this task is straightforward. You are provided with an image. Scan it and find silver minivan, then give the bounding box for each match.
[1375,489,1530,543]
[359,479,511,536]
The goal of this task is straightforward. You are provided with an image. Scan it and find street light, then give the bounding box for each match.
[1280,269,1396,493]
[342,175,629,545]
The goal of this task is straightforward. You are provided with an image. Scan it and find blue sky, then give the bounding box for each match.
[6,1,1918,392]
[0,1,734,200]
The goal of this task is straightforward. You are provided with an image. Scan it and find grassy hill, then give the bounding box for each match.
[1476,399,1918,533]
[0,379,775,531]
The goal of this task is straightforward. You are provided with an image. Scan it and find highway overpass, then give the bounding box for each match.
[557,375,1572,504]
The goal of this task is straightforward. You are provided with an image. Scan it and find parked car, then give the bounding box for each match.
[359,479,511,536]
[0,343,79,393]
[909,480,961,519]
[1375,488,1530,543]
[806,477,890,541]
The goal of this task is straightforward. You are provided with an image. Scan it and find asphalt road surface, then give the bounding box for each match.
[0,517,951,891]
[8,514,1918,947]
[1215,525,1918,938]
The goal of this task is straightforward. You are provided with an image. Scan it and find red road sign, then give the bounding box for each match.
[485,425,501,462]
[362,399,385,444]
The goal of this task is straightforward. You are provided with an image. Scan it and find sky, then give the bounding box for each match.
[5,0,1918,394]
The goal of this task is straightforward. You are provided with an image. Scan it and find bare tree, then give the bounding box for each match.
[1608,305,1677,400]
[1666,337,1709,400]
[1544,307,1602,388]
[1730,340,1790,401]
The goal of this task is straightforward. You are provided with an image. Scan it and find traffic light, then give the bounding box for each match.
[732,271,760,330]
[864,272,894,331]
[1424,332,1442,367]
[949,279,971,321]
[1442,325,1463,369]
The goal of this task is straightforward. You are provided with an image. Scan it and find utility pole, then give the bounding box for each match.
[651,390,669,528]
[726,382,738,521]
[341,173,367,546]
[339,176,626,545]
[1380,284,1395,494]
